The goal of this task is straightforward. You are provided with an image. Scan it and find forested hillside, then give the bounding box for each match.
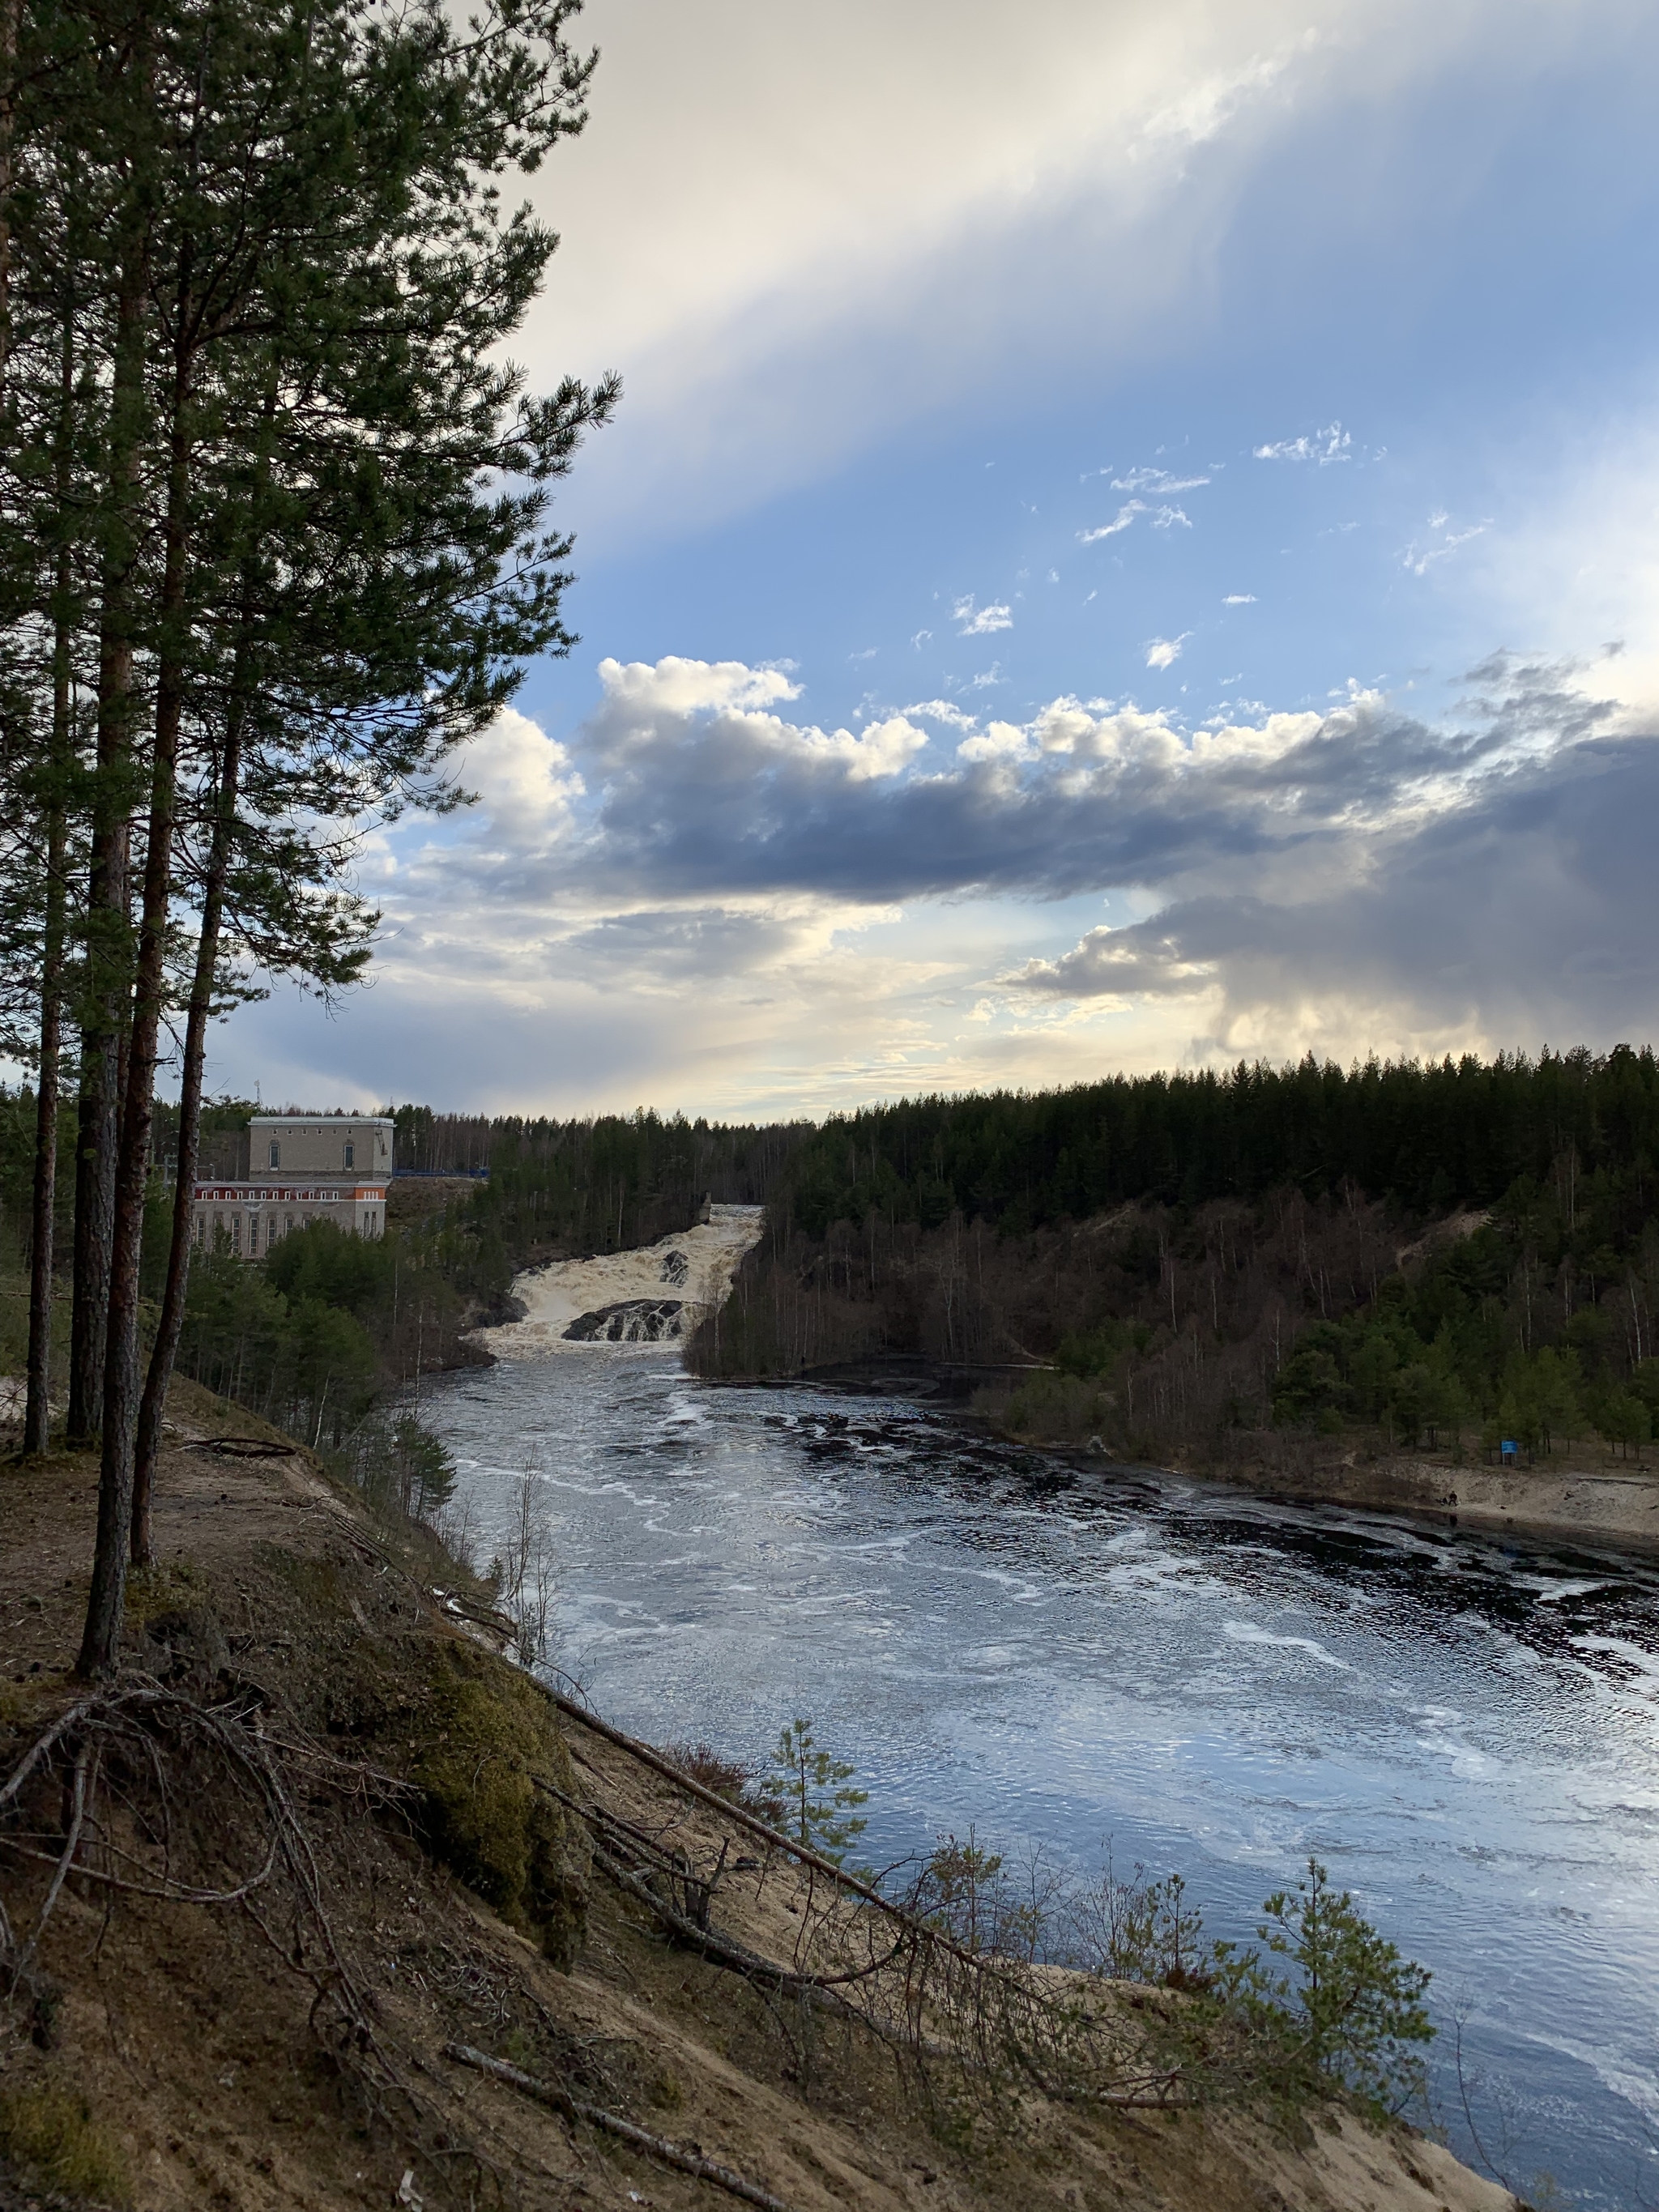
[686,1048,1659,1468]
[6,1048,1656,1480]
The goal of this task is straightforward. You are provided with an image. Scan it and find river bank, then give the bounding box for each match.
[1182,1445,1659,1549]
[982,1411,1659,1549]
[0,1383,1515,2212]
[757,1353,1659,1555]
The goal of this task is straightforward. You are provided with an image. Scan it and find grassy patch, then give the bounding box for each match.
[408,1640,589,1968]
[0,2082,133,2206]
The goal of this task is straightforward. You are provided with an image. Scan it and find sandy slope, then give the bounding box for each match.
[0,1393,1519,2212]
[480,1203,765,1358]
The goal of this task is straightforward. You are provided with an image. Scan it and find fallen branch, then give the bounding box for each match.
[442,2040,797,2212]
[538,1779,904,1990]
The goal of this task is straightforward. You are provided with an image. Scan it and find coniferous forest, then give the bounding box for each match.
[0,0,616,1671]
[7,1047,1656,1507]
[681,1048,1659,1470]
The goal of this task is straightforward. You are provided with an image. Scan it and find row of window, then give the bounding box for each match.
[194,1207,382,1253]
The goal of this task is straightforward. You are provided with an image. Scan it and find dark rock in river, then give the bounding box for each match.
[563,1298,685,1342]
[659,1249,690,1287]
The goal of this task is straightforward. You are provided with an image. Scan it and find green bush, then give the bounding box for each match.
[766,1719,868,1863]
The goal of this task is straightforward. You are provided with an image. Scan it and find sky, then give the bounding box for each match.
[225,0,1659,1119]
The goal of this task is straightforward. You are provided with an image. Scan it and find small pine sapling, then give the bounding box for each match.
[766,1719,868,1863]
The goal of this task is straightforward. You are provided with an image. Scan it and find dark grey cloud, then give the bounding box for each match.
[554,906,808,980]
[1009,731,1659,1046]
[559,651,1622,907]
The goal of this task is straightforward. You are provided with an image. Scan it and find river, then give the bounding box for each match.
[419,1232,1659,2210]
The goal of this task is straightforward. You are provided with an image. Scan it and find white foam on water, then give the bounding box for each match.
[1222,1621,1352,1669]
[479,1203,765,1358]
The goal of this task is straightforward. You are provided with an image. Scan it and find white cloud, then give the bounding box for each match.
[903,699,980,730]
[1253,421,1352,464]
[220,649,1653,1118]
[1111,466,1211,492]
[1223,592,1257,604]
[1151,505,1192,530]
[595,654,801,715]
[1145,633,1192,669]
[808,714,932,780]
[956,721,1033,763]
[1079,501,1145,542]
[953,595,1014,635]
[451,708,585,846]
[1402,513,1491,576]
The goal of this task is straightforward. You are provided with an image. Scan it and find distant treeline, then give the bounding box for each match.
[7,1048,1659,1470]
[770,1047,1659,1239]
[413,1107,809,1280]
[687,1049,1659,1468]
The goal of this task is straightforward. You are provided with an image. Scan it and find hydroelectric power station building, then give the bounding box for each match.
[191,1112,393,1258]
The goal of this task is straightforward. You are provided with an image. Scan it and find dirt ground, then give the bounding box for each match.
[0,1387,1518,2212]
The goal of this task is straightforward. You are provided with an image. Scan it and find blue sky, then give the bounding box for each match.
[226,0,1659,1118]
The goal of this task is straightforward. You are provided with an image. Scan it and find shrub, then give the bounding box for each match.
[766,1720,868,1862]
[409,1642,588,1967]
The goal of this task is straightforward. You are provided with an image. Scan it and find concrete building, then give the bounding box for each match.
[191,1113,393,1258]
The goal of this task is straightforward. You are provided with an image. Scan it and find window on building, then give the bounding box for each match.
[343,1140,355,1168]
[232,1214,242,1250]
[269,1140,280,1168]
[285,1214,294,1234]
[249,1215,260,1255]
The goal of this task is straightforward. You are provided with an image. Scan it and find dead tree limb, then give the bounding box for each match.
[441,2041,798,2212]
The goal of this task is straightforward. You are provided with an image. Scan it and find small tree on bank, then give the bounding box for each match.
[766,1719,868,1864]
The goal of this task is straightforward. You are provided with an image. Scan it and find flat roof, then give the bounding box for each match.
[248,1113,394,1125]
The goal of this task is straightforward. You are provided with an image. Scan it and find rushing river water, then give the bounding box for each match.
[421,1336,1659,2210]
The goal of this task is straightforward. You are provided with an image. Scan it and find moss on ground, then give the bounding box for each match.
[408,1639,588,1967]
[0,2080,133,2206]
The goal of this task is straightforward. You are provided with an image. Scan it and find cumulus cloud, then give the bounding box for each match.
[497,650,1627,925]
[241,647,1659,1115]
[1223,593,1257,604]
[595,655,803,715]
[1145,634,1192,669]
[953,595,1014,634]
[1253,421,1352,463]
[441,707,585,850]
[1004,727,1659,1052]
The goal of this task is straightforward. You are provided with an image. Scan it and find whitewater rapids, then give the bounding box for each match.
[476,1202,764,1358]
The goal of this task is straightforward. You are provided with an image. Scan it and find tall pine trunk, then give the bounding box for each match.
[134,372,275,1558]
[80,241,193,1674]
[0,0,18,393]
[25,309,77,1455]
[67,250,147,1448]
[133,671,244,1560]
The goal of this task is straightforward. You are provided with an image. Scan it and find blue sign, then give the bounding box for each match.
[1501,1439,1518,1455]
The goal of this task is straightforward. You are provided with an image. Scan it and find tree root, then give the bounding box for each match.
[442,2040,799,2212]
